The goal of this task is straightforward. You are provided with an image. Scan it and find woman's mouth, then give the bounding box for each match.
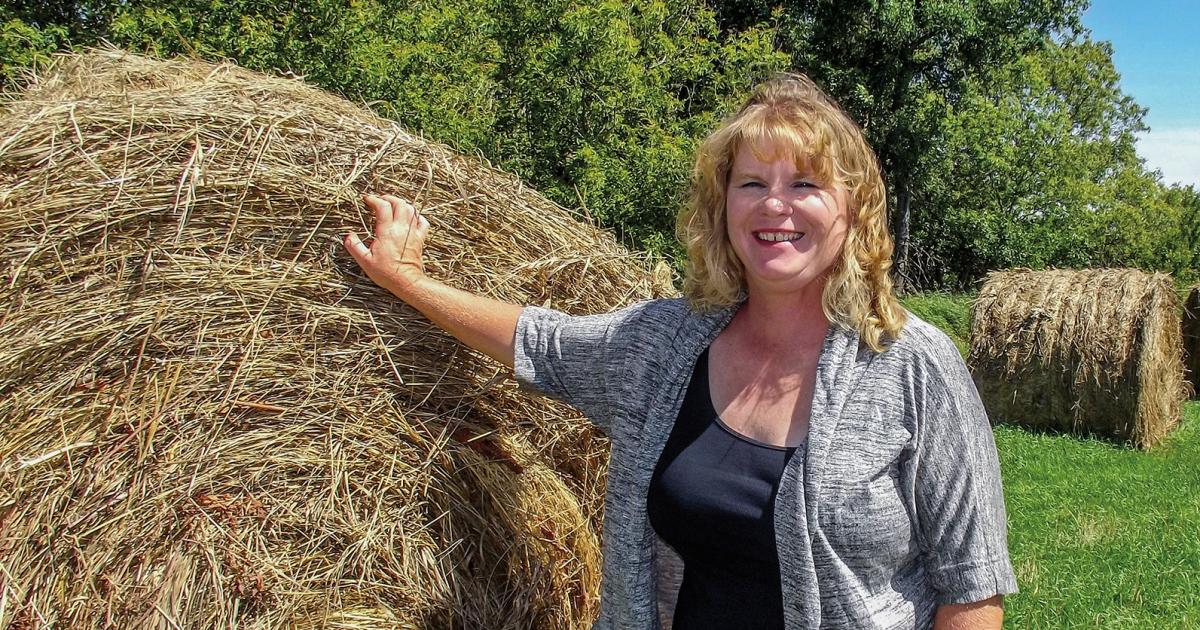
[754,231,804,243]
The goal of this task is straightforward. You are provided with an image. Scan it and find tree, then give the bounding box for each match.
[487,0,786,256]
[1164,185,1200,279]
[912,36,1200,286]
[0,6,69,86]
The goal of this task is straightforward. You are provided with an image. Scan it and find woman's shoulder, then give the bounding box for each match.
[522,296,687,328]
[606,296,722,336]
[619,295,691,318]
[860,312,988,432]
[519,297,717,353]
[865,310,975,400]
[887,310,966,369]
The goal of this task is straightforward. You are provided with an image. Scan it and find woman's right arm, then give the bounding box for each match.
[342,194,521,369]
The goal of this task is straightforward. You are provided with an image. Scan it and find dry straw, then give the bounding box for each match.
[969,268,1186,449]
[0,48,676,629]
[1183,286,1200,392]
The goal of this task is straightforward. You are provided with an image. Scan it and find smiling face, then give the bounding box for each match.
[724,141,851,300]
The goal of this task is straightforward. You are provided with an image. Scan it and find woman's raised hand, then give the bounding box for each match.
[343,194,429,296]
[341,192,521,368]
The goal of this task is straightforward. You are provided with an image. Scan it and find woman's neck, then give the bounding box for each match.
[731,284,830,351]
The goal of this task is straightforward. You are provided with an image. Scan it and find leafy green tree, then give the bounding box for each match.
[105,0,505,151]
[1086,178,1200,282]
[488,0,785,255]
[912,36,1200,286]
[0,6,69,86]
[915,38,1123,284]
[1164,185,1200,279]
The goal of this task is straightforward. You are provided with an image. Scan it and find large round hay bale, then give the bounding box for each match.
[0,49,673,629]
[1183,286,1200,394]
[968,269,1185,449]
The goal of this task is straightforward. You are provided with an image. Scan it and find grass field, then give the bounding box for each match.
[902,293,1200,628]
[901,292,974,354]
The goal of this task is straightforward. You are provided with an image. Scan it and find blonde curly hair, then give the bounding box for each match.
[677,73,906,352]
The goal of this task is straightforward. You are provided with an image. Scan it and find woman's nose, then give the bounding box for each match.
[763,195,790,215]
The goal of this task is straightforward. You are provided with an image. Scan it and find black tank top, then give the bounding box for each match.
[647,348,801,629]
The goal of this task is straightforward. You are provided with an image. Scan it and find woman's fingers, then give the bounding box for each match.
[380,194,421,229]
[380,194,412,214]
[363,193,394,225]
[358,193,425,241]
[343,193,428,292]
[343,232,371,262]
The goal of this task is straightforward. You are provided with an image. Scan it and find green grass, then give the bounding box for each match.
[996,407,1200,628]
[900,292,974,355]
[904,292,1200,628]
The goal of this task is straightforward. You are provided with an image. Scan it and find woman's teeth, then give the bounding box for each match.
[755,231,804,242]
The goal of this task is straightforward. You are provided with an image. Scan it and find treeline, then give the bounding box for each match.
[3,0,1197,289]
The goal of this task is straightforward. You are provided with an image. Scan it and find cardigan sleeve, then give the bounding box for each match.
[512,304,640,435]
[911,345,1019,605]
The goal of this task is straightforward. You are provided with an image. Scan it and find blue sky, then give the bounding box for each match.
[1083,1,1200,188]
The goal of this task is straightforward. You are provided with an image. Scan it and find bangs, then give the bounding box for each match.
[729,105,839,185]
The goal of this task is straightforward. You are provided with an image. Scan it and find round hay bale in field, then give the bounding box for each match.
[968,268,1185,449]
[0,49,674,629]
[1183,286,1200,393]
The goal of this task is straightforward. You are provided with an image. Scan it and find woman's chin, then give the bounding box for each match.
[744,269,826,299]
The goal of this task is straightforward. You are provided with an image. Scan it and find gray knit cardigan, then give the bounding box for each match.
[512,298,1017,629]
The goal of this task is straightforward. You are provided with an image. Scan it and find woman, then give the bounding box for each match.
[343,74,1016,629]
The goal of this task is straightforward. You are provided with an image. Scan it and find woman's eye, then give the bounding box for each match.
[739,181,764,188]
[793,180,816,189]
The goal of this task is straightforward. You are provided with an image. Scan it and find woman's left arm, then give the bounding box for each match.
[908,337,1018,612]
[933,595,1004,629]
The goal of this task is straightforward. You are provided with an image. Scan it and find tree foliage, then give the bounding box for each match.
[914,35,1197,286]
[0,6,69,85]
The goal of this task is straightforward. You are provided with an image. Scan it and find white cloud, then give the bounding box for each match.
[1137,127,1200,189]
